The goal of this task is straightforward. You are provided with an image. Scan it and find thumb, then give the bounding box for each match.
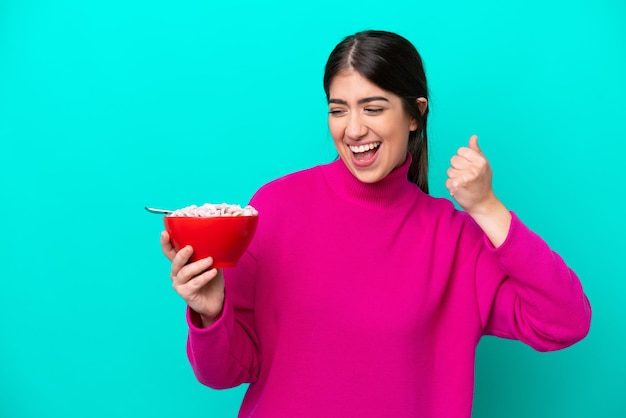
[468,134,480,152]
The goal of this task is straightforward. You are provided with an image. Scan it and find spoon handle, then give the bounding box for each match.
[145,206,173,215]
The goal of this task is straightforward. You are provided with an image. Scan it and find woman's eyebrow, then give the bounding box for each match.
[358,96,389,104]
[328,96,390,105]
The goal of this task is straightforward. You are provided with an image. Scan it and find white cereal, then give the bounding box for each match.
[169,202,258,217]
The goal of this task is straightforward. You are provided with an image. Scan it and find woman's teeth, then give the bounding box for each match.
[349,142,381,153]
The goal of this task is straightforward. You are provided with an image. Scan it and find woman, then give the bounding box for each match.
[161,30,591,417]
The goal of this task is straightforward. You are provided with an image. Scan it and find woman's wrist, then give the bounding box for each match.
[466,195,512,248]
[199,305,224,328]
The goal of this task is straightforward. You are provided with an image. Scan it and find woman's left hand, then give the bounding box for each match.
[446,134,511,247]
[446,135,495,214]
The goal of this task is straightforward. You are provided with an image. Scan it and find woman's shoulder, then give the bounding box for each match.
[419,192,480,233]
[419,191,458,217]
[249,164,327,206]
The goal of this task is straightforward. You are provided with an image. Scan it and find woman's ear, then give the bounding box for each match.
[409,97,428,131]
[416,97,428,116]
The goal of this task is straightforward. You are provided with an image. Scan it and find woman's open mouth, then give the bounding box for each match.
[349,142,381,167]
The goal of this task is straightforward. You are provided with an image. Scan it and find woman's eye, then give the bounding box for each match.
[364,108,384,114]
[329,109,346,116]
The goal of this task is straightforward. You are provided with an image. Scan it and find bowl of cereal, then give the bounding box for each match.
[163,203,259,268]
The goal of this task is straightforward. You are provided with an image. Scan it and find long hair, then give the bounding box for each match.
[323,30,430,194]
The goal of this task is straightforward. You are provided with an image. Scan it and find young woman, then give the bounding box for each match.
[160,30,591,417]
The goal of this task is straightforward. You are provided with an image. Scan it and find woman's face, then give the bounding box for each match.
[328,70,418,183]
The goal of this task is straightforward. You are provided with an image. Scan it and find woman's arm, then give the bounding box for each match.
[185,246,261,389]
[446,135,591,349]
[475,213,592,351]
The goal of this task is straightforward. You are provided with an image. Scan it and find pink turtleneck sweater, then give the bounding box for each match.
[185,156,591,417]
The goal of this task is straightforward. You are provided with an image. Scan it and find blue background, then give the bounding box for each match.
[1,0,624,416]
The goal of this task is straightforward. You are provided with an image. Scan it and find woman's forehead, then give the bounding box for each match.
[328,71,396,101]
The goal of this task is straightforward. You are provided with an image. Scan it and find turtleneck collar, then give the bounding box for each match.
[321,153,420,211]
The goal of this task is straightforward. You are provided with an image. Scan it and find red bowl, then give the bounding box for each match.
[164,215,258,268]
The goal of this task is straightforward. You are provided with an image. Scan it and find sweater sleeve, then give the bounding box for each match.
[185,244,261,389]
[476,212,592,352]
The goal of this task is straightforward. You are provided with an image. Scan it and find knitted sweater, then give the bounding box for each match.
[185,155,591,417]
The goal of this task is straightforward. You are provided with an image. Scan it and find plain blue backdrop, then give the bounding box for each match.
[1,0,624,416]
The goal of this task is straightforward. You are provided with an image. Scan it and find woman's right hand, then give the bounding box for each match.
[161,230,225,326]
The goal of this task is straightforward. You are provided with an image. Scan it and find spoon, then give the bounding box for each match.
[145,206,173,215]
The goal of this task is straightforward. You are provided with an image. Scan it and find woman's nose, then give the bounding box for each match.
[346,113,368,139]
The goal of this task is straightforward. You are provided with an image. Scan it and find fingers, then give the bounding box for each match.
[446,135,489,197]
[446,166,466,180]
[174,267,219,297]
[171,246,208,280]
[171,251,216,285]
[449,135,487,175]
[450,135,482,164]
[452,146,481,164]
[160,230,177,261]
[445,178,458,196]
[449,154,471,170]
[468,134,480,152]
[171,245,194,276]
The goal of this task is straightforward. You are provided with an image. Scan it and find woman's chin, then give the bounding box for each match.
[347,163,386,184]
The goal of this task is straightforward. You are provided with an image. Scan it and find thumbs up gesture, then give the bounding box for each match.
[445,135,495,215]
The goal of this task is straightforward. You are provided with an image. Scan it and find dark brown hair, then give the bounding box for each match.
[323,30,430,193]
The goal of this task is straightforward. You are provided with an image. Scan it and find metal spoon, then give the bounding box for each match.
[144,206,173,215]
